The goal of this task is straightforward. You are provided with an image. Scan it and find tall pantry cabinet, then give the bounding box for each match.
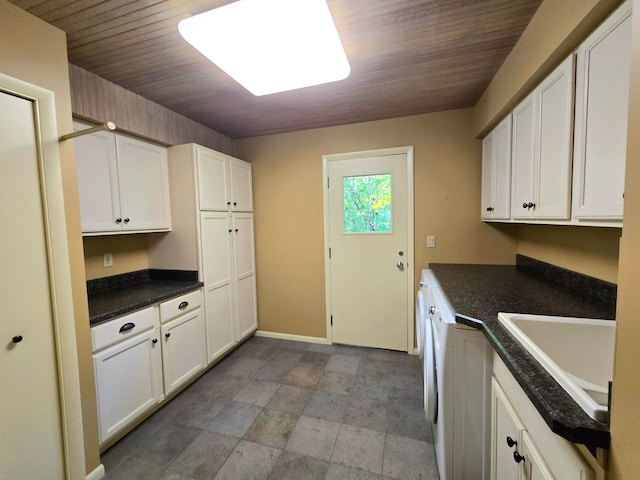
[148,144,257,364]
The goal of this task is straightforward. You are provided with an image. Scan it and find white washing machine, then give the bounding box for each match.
[417,270,492,480]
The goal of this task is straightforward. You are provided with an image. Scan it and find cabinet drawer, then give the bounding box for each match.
[92,306,158,352]
[160,289,202,324]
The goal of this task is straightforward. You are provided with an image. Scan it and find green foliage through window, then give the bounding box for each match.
[343,174,392,232]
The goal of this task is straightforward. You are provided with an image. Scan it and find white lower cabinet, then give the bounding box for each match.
[161,309,206,396]
[92,289,205,446]
[93,320,163,445]
[491,354,597,480]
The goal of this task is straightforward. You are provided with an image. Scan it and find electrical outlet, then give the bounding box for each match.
[427,235,436,248]
[103,252,114,267]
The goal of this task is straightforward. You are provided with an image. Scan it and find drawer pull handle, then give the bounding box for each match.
[119,322,135,333]
[178,301,189,310]
[513,451,525,464]
[506,436,517,448]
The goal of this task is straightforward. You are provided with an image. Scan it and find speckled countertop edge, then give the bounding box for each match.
[428,262,614,450]
[88,269,203,326]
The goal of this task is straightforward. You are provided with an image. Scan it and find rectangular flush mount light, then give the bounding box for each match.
[178,0,350,96]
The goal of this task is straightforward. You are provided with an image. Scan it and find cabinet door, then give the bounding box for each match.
[534,55,574,219]
[482,116,512,220]
[233,213,258,339]
[73,122,121,233]
[197,146,230,211]
[573,1,632,219]
[520,432,553,480]
[93,327,163,444]
[201,212,236,363]
[491,378,525,480]
[116,135,171,231]
[229,158,253,211]
[511,94,536,219]
[161,311,206,396]
[481,133,495,220]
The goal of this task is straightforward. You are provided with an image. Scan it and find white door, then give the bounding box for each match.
[162,312,205,395]
[325,148,413,351]
[0,91,66,478]
[233,213,258,339]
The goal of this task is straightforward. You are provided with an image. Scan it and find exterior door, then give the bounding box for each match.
[324,147,413,351]
[0,91,66,478]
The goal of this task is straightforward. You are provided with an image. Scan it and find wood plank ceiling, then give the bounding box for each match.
[9,0,542,139]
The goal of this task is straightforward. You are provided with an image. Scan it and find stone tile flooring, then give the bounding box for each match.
[101,336,440,480]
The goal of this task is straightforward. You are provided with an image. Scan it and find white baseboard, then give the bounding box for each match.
[86,464,105,480]
[255,330,331,345]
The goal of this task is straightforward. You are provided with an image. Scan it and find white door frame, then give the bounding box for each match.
[322,146,415,351]
[0,73,86,478]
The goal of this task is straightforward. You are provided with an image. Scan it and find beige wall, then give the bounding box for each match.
[474,0,622,137]
[84,235,150,280]
[235,109,518,338]
[609,0,640,477]
[517,225,620,283]
[0,0,100,473]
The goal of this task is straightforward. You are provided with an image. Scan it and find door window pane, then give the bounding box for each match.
[343,174,392,232]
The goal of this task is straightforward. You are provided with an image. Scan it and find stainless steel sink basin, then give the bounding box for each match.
[498,313,615,422]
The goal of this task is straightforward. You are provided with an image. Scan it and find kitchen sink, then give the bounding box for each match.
[498,313,615,423]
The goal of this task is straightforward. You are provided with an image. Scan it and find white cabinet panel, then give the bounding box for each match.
[93,326,163,444]
[511,56,574,220]
[201,212,236,362]
[73,122,121,232]
[482,115,512,220]
[116,135,171,231]
[491,378,525,480]
[74,122,171,234]
[161,310,206,396]
[573,0,632,220]
[197,147,229,211]
[230,158,254,211]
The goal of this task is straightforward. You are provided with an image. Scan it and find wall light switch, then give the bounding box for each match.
[103,252,114,267]
[427,235,436,248]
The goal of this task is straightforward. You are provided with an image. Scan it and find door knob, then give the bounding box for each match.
[396,261,404,270]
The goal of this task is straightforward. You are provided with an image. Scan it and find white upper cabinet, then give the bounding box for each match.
[572,0,632,220]
[511,56,574,220]
[197,146,253,212]
[74,121,171,234]
[482,115,512,220]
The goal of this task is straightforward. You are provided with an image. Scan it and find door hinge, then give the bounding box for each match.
[329,247,332,259]
[327,177,330,188]
[330,315,333,326]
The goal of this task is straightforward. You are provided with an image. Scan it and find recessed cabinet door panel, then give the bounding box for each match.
[237,274,257,340]
[233,213,256,279]
[573,2,631,219]
[93,328,163,444]
[197,147,229,210]
[511,94,536,219]
[230,158,253,211]
[116,135,171,231]
[73,122,121,232]
[201,212,236,362]
[161,312,205,395]
[535,55,574,219]
[491,379,525,480]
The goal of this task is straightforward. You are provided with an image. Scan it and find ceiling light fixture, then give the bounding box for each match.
[178,0,351,96]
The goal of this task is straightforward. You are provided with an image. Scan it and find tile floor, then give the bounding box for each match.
[101,336,440,480]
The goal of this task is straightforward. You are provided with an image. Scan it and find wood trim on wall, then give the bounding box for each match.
[69,63,233,154]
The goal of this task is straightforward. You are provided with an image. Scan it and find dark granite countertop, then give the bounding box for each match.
[429,256,616,450]
[88,269,203,326]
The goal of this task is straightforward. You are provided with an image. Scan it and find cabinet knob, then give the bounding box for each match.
[513,451,525,464]
[527,202,535,209]
[12,335,23,344]
[165,332,171,338]
[428,306,436,315]
[152,339,158,344]
[233,202,237,206]
[234,228,239,233]
[522,202,529,209]
[486,207,494,212]
[123,218,130,223]
[227,201,231,206]
[506,436,517,448]
[228,229,232,233]
[115,218,122,224]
